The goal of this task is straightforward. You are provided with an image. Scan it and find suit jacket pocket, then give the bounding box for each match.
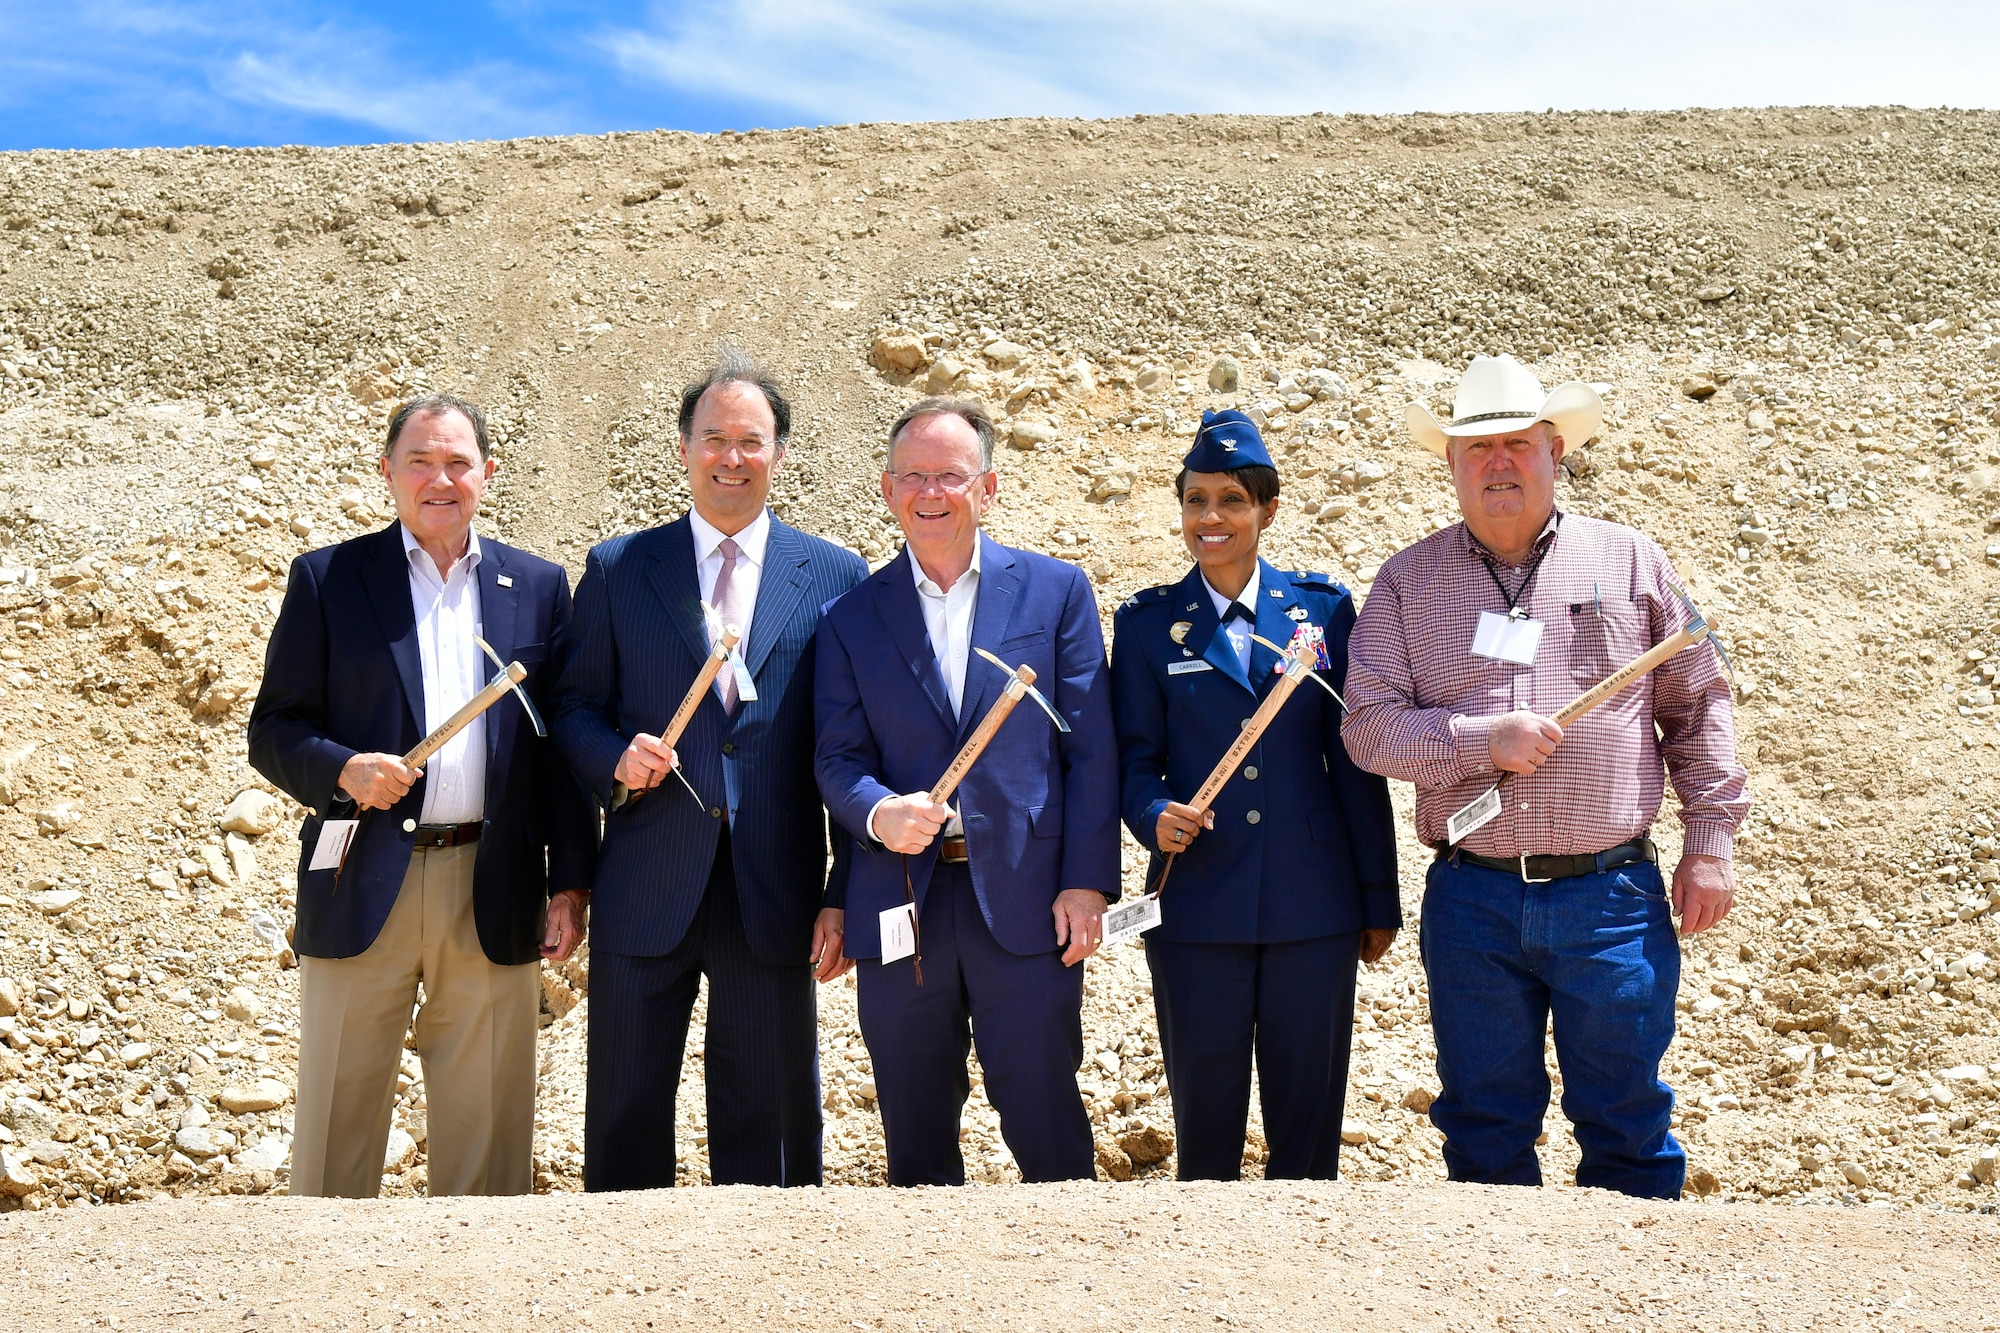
[511,640,549,666]
[1029,804,1063,838]
[1001,630,1049,651]
[1307,807,1347,845]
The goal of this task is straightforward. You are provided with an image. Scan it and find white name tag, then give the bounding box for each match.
[1471,610,1543,666]
[308,819,360,871]
[879,902,918,963]
[1446,785,1502,844]
[1167,660,1214,675]
[729,651,759,703]
[1102,895,1163,947]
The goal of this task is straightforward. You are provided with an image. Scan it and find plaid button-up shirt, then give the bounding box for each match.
[1341,510,1749,861]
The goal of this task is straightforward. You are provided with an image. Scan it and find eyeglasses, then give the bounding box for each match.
[888,470,983,493]
[694,433,778,454]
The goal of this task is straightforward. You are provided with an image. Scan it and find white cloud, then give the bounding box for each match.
[212,49,571,142]
[600,0,2000,124]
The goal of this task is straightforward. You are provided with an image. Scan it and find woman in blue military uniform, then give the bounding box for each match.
[1111,409,1401,1180]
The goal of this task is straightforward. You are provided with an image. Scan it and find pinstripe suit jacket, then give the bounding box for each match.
[553,513,867,962]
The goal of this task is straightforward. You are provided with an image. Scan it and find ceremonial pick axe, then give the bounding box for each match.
[1443,581,1736,859]
[609,621,740,811]
[1105,627,1344,945]
[325,649,540,888]
[891,648,1069,983]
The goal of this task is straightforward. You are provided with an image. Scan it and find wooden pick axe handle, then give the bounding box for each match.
[1552,628,1698,728]
[403,661,527,770]
[1187,660,1311,814]
[927,666,1035,806]
[663,627,741,752]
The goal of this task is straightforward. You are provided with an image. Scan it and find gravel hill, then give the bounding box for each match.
[0,107,1998,1222]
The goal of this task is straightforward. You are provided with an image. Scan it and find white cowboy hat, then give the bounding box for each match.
[1405,354,1604,459]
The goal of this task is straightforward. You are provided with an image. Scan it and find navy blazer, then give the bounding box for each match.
[247,523,598,964]
[1111,560,1399,944]
[553,514,866,963]
[815,534,1121,959]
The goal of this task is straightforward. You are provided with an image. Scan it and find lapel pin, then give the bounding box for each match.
[1169,621,1192,645]
[496,573,513,588]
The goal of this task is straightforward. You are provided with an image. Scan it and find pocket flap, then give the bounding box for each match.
[1030,803,1063,837]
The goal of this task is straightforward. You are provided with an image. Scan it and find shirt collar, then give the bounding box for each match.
[912,537,983,599]
[1201,563,1261,621]
[689,506,771,569]
[1461,508,1563,566]
[401,522,482,581]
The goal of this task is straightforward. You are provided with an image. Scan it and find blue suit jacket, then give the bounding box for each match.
[1111,560,1399,944]
[247,523,598,964]
[553,514,867,962]
[815,534,1121,959]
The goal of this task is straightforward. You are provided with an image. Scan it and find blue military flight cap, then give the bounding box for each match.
[1181,409,1273,473]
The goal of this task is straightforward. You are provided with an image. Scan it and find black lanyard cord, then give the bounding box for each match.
[1481,543,1549,616]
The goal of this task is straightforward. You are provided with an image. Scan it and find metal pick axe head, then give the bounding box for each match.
[1249,633,1350,710]
[972,647,1071,732]
[1665,582,1740,692]
[472,635,548,737]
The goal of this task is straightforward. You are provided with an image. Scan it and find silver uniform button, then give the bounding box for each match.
[1243,766,1259,781]
[1246,810,1261,825]
[402,818,417,833]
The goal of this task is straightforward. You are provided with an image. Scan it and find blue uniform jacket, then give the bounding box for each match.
[1111,560,1399,944]
[552,514,867,962]
[247,522,599,964]
[814,534,1121,959]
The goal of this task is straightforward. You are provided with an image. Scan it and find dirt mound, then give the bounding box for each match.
[0,107,1998,1218]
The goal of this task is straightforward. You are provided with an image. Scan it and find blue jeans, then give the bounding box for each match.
[1420,854,1684,1199]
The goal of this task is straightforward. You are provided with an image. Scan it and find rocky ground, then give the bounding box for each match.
[0,107,1999,1225]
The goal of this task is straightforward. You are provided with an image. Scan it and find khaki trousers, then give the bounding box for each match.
[290,843,540,1198]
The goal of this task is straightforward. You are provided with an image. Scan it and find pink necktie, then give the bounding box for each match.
[713,537,745,714]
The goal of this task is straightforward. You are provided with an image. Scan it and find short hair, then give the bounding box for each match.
[886,397,996,473]
[1174,464,1281,506]
[678,343,791,447]
[384,393,491,460]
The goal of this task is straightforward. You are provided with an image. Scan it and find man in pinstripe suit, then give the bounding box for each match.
[554,346,867,1189]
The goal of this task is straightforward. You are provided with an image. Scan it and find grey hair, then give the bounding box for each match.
[886,397,996,473]
[384,393,491,460]
[678,343,791,446]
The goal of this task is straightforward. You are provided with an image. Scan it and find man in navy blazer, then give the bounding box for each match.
[554,347,867,1190]
[815,397,1120,1187]
[249,394,596,1197]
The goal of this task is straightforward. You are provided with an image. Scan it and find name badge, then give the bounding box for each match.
[1446,785,1501,844]
[1167,660,1214,675]
[879,902,918,963]
[1471,610,1543,666]
[308,819,360,871]
[1102,894,1163,947]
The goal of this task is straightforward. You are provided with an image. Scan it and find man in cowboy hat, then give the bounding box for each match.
[1341,354,1749,1200]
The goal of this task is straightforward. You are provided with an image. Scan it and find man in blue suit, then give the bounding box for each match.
[815,397,1120,1187]
[555,346,867,1190]
[249,393,596,1197]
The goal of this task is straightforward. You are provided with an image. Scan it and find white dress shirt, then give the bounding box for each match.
[867,542,983,842]
[402,525,486,825]
[1204,565,1261,676]
[689,506,769,703]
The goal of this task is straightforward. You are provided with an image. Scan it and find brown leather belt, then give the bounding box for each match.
[1444,837,1655,883]
[412,822,482,849]
[938,835,969,864]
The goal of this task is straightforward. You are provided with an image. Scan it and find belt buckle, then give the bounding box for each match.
[1519,853,1553,885]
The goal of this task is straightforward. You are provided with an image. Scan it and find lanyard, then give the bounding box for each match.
[1481,543,1548,616]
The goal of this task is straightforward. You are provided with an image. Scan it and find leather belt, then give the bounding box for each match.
[412,822,482,849]
[938,835,969,865]
[1444,837,1656,884]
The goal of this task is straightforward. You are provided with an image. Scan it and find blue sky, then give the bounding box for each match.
[7,1,1998,151]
